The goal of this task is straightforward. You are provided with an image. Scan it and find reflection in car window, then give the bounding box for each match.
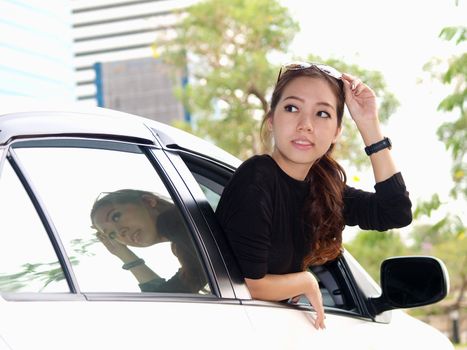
[0,162,69,293]
[13,141,210,294]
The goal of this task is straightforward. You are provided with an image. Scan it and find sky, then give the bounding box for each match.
[284,0,466,227]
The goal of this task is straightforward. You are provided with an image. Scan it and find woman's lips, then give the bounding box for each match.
[292,139,314,150]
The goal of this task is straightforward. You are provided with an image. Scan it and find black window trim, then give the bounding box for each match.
[145,147,236,298]
[6,148,80,294]
[2,137,231,301]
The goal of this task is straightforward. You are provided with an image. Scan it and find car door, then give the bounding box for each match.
[168,145,453,350]
[0,136,254,350]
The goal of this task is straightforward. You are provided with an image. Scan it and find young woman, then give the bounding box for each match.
[91,189,207,293]
[215,62,412,329]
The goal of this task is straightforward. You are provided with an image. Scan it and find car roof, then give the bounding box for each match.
[0,98,241,168]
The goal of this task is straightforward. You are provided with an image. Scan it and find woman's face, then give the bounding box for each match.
[93,198,161,247]
[268,76,341,180]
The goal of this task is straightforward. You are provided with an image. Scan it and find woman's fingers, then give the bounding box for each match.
[342,72,365,94]
[305,272,326,330]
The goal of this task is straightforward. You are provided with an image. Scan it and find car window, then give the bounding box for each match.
[11,140,210,295]
[0,161,69,293]
[180,152,358,311]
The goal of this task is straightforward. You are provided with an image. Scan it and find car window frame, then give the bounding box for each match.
[169,147,383,319]
[2,136,238,302]
[6,146,80,296]
[150,147,244,299]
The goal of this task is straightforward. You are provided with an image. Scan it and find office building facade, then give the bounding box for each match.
[0,1,75,101]
[71,0,195,123]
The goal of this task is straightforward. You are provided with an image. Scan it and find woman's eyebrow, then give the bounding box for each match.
[282,96,336,111]
[316,101,336,111]
[282,95,305,102]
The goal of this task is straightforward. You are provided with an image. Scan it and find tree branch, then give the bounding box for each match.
[247,84,269,114]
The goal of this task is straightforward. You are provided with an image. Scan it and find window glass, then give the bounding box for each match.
[13,141,210,294]
[198,180,221,211]
[0,161,68,293]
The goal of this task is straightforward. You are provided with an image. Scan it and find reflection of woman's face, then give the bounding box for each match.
[93,201,161,247]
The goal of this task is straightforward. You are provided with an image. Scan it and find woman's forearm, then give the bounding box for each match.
[245,271,325,329]
[358,120,398,183]
[245,271,318,301]
[117,250,163,285]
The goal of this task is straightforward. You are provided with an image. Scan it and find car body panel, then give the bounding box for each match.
[0,104,454,349]
[0,296,254,350]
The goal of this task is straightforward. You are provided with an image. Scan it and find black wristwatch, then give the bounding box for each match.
[364,137,392,156]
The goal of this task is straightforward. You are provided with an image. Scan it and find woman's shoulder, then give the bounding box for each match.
[238,154,276,173]
[227,154,277,188]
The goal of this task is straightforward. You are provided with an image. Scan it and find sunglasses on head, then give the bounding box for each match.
[276,61,342,83]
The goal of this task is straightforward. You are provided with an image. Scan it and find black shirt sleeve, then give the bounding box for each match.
[343,172,412,231]
[215,157,274,279]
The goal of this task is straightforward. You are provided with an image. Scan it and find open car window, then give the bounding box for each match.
[179,152,358,312]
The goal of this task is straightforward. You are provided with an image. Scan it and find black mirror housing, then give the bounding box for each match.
[369,256,449,316]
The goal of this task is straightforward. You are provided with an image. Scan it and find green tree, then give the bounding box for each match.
[409,23,466,336]
[344,230,408,281]
[425,25,466,302]
[158,0,299,159]
[157,0,399,162]
[436,26,466,199]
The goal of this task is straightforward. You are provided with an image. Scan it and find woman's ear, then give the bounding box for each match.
[332,126,342,144]
[267,114,273,131]
[141,194,158,208]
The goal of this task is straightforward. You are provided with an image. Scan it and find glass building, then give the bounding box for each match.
[0,1,75,101]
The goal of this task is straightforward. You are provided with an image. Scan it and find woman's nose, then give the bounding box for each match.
[297,115,313,132]
[117,227,129,237]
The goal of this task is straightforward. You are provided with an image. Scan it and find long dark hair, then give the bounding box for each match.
[261,66,347,266]
[90,189,174,227]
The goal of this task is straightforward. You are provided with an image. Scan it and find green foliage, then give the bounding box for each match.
[0,237,98,292]
[436,26,466,199]
[409,213,464,251]
[158,0,398,161]
[345,230,408,281]
[413,194,443,219]
[409,23,467,319]
[158,0,299,159]
[0,259,71,292]
[439,26,467,45]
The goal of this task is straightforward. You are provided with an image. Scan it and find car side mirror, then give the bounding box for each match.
[369,256,449,316]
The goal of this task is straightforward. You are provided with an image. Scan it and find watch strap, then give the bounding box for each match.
[364,137,392,156]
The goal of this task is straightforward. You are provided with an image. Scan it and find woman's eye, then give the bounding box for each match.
[317,111,331,118]
[111,212,121,223]
[284,104,298,113]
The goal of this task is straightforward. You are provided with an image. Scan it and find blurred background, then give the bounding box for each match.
[0,0,465,345]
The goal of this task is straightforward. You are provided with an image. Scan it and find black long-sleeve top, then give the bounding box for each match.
[139,207,207,293]
[215,155,412,279]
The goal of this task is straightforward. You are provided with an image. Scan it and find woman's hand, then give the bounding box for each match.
[95,231,133,260]
[341,73,386,148]
[341,73,379,129]
[341,73,398,182]
[303,272,326,330]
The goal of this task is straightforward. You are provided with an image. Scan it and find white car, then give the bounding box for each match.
[0,102,454,349]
